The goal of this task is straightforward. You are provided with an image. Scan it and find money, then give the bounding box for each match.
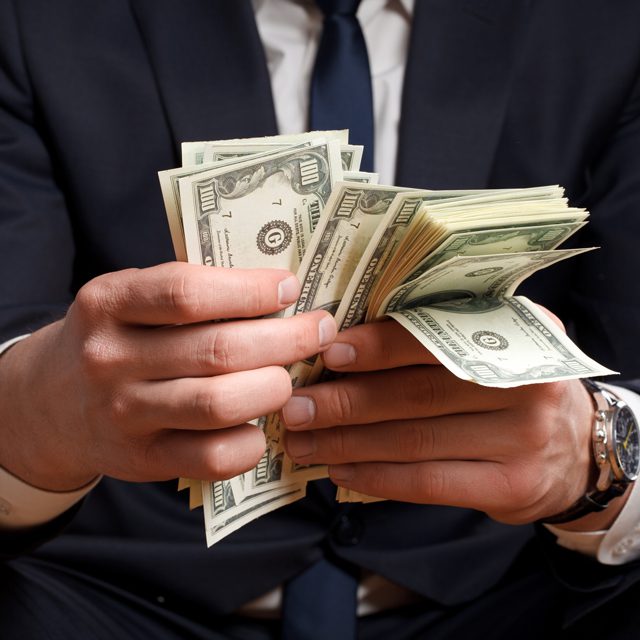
[388,296,614,388]
[181,130,348,166]
[160,150,281,261]
[180,140,343,272]
[268,183,411,485]
[203,480,305,547]
[158,132,614,540]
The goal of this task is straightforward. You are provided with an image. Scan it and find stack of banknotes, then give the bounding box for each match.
[158,130,614,546]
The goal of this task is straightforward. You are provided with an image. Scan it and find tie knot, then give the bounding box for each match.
[315,0,362,18]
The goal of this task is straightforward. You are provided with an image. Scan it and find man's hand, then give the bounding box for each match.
[282,318,609,526]
[0,263,336,492]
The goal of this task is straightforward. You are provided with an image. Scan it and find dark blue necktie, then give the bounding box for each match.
[281,5,370,636]
[281,553,359,640]
[309,0,375,172]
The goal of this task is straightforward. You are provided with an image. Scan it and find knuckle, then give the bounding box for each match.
[291,318,319,359]
[199,329,236,372]
[327,427,350,459]
[238,276,271,316]
[74,270,139,320]
[414,466,447,500]
[106,391,132,425]
[165,272,202,318]
[403,367,445,413]
[79,334,118,375]
[193,385,229,426]
[396,422,434,460]
[202,439,234,479]
[328,384,356,424]
[367,465,390,497]
[74,277,109,319]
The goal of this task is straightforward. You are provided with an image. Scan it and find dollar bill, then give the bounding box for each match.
[388,295,615,388]
[202,480,305,547]
[263,184,412,486]
[181,130,348,167]
[381,249,593,316]
[343,171,379,184]
[180,140,343,272]
[340,144,363,171]
[373,235,588,319]
[160,150,282,262]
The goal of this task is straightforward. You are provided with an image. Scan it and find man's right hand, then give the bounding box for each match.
[0,263,336,492]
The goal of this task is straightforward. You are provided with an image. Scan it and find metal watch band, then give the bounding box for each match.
[539,379,629,525]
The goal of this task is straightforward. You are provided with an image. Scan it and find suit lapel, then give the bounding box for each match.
[129,0,277,153]
[396,0,533,189]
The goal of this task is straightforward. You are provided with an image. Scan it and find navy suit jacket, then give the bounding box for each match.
[2,0,640,625]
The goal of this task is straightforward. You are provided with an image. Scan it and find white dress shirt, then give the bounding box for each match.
[2,0,640,602]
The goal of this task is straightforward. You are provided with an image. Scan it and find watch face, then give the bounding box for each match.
[614,405,640,480]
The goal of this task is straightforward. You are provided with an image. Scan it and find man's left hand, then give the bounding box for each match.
[282,318,597,525]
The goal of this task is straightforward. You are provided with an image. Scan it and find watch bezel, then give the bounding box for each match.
[610,400,640,482]
[589,383,640,489]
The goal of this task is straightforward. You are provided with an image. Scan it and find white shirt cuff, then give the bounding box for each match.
[0,334,31,356]
[0,333,101,529]
[545,383,640,564]
[0,466,101,530]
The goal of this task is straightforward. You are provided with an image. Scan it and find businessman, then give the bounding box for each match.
[2,1,640,638]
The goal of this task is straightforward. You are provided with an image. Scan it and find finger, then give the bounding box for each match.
[121,366,293,431]
[76,263,301,326]
[535,303,565,331]
[284,414,511,466]
[322,320,439,371]
[327,460,512,513]
[120,310,336,379]
[139,424,266,482]
[281,366,516,430]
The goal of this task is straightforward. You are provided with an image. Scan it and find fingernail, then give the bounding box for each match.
[282,396,316,427]
[318,315,337,348]
[278,275,300,305]
[286,432,315,459]
[329,464,355,483]
[323,342,356,368]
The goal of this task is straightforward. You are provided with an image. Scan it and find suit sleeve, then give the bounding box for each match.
[538,63,640,625]
[568,58,640,385]
[0,0,76,343]
[0,0,79,556]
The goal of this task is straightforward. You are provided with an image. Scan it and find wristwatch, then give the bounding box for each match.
[542,379,640,525]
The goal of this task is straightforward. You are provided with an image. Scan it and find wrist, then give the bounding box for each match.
[550,483,631,532]
[540,379,640,527]
[0,324,98,492]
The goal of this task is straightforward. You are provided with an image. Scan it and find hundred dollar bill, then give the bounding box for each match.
[204,142,361,172]
[388,295,615,388]
[340,144,363,171]
[259,184,412,486]
[407,221,585,275]
[203,480,305,547]
[366,221,586,320]
[343,171,379,184]
[180,140,343,272]
[333,186,586,330]
[182,143,343,508]
[160,149,285,262]
[381,249,593,317]
[181,130,348,166]
[333,190,463,330]
[380,247,614,388]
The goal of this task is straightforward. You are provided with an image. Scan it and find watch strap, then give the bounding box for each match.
[541,484,626,525]
[539,379,629,525]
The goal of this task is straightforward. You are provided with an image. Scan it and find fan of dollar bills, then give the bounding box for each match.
[158,130,614,546]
